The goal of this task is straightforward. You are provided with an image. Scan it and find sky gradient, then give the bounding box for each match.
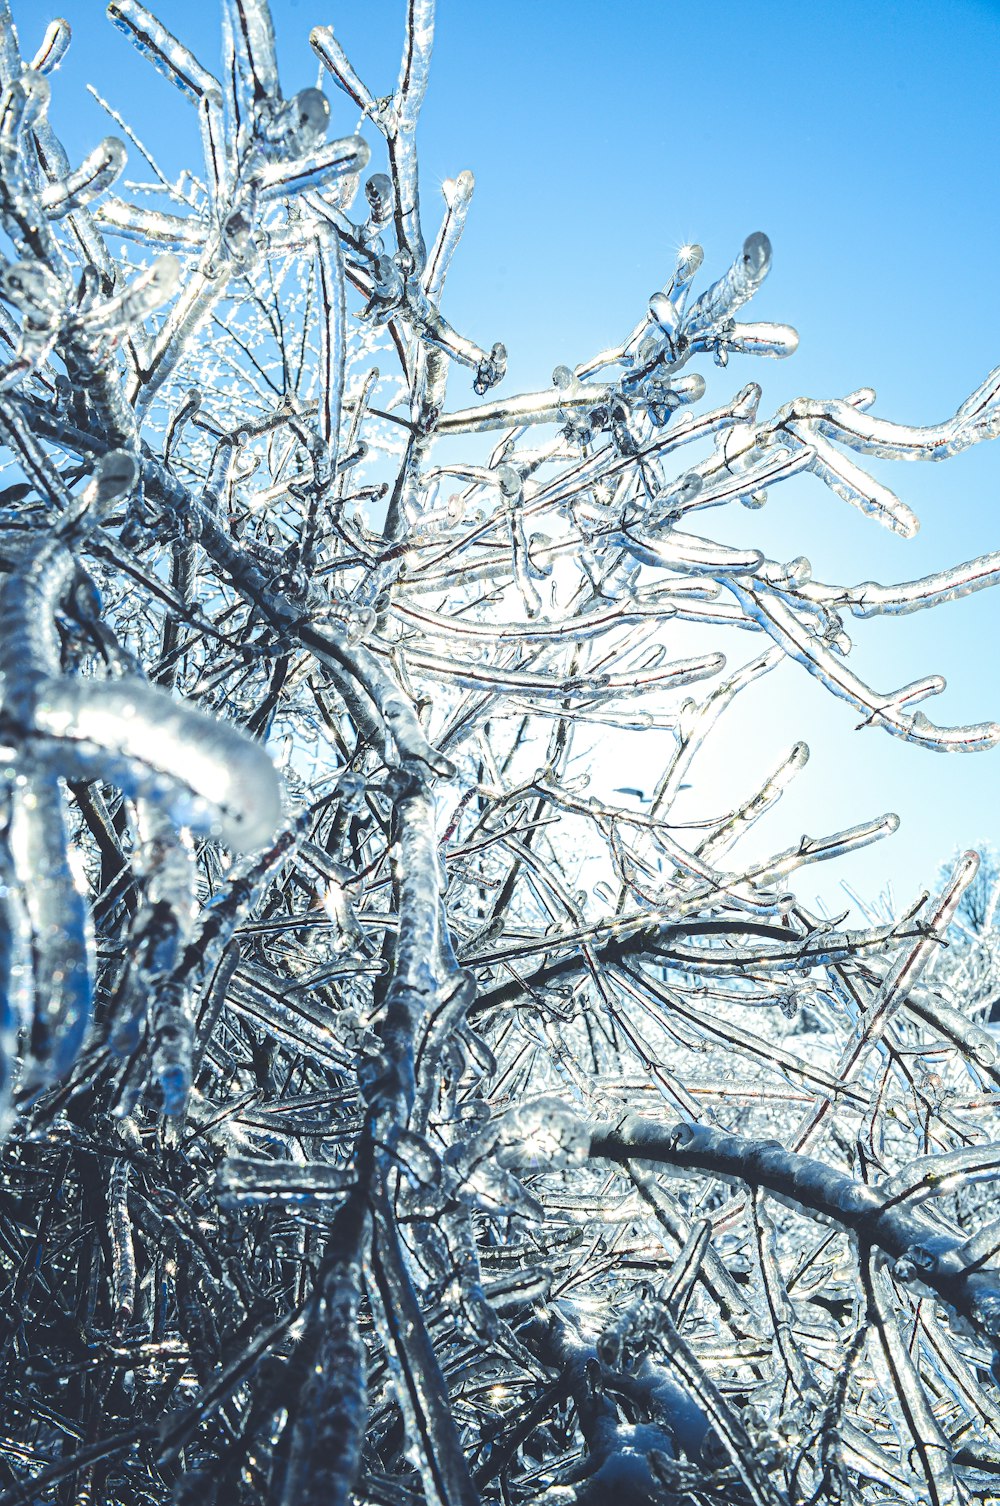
[27,0,1000,912]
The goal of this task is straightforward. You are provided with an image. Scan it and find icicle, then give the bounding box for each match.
[108,0,226,196]
[0,817,29,1138]
[748,1188,818,1399]
[97,198,206,248]
[883,1141,1000,1208]
[730,580,1000,750]
[316,229,345,488]
[792,425,920,535]
[387,0,435,274]
[78,252,179,338]
[659,1217,711,1324]
[0,70,51,161]
[108,1158,136,1337]
[9,771,92,1083]
[654,1310,786,1506]
[721,321,799,359]
[113,801,197,1113]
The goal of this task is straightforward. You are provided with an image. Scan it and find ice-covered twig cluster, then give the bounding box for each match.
[1,2,1000,1503]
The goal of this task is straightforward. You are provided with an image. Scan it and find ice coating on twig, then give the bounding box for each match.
[0,0,996,1501]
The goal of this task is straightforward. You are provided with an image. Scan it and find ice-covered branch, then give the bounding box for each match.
[590,1118,1000,1345]
[0,0,997,1500]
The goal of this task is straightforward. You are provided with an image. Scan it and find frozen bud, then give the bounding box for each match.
[742,231,772,281]
[336,770,366,813]
[973,1034,998,1067]
[320,880,361,953]
[495,1096,589,1171]
[495,464,521,498]
[69,570,103,622]
[332,1008,371,1052]
[675,243,704,282]
[345,603,376,641]
[893,1244,938,1285]
[668,1122,698,1152]
[667,472,702,506]
[93,450,139,509]
[372,254,403,300]
[980,1298,1000,1342]
[733,382,762,423]
[474,341,506,396]
[597,1324,624,1367]
[289,87,329,149]
[633,330,663,370]
[77,264,102,311]
[456,1099,491,1128]
[670,372,706,404]
[649,292,680,340]
[365,172,393,223]
[223,206,256,263]
[442,169,474,207]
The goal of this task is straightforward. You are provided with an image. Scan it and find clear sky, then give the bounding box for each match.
[24,0,1000,913]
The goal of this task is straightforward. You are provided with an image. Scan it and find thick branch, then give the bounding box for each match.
[590,1118,1000,1345]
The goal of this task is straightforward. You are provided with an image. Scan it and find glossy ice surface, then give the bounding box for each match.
[0,3,998,1504]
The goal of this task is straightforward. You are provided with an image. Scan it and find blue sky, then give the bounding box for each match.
[28,0,1000,911]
